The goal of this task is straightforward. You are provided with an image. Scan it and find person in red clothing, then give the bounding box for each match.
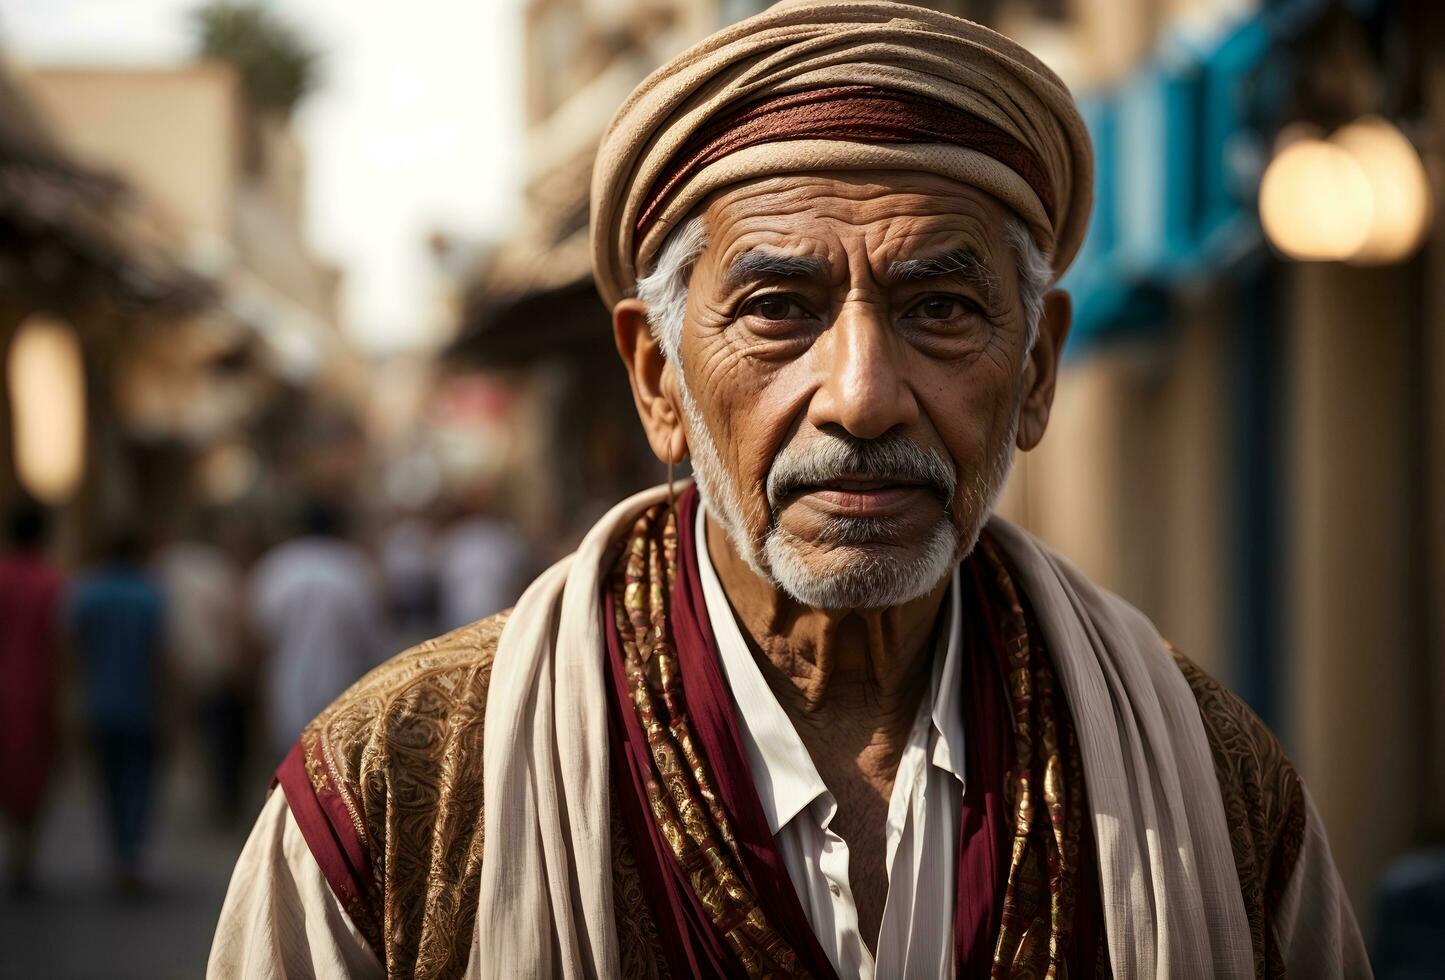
[0,501,64,895]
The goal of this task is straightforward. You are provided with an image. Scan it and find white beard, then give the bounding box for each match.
[677,378,1018,610]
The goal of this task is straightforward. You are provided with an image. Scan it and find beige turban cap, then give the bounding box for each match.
[590,0,1094,309]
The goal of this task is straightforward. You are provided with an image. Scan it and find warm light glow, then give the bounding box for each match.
[1259,136,1373,261]
[1333,116,1433,264]
[7,315,87,504]
[1260,117,1434,265]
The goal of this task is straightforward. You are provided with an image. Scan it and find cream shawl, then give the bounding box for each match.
[471,485,1255,978]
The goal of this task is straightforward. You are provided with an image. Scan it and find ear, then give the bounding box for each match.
[613,297,688,465]
[1015,289,1072,452]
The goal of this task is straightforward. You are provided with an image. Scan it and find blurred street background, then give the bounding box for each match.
[0,0,1442,976]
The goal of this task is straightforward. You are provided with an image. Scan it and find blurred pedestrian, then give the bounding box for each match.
[0,501,64,895]
[66,527,165,893]
[378,512,437,640]
[434,493,529,632]
[156,528,251,824]
[250,501,386,761]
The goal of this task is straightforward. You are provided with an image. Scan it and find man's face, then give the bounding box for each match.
[664,171,1051,608]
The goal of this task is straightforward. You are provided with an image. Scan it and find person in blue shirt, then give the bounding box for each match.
[66,527,165,892]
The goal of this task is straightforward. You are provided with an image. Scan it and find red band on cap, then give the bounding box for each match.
[637,84,1054,237]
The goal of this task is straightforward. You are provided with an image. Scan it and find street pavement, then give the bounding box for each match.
[0,743,266,980]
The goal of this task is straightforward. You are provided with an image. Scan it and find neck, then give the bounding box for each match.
[703,513,948,735]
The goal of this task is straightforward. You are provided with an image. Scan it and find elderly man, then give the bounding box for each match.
[210,3,1368,978]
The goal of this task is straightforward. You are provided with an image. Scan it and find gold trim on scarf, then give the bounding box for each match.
[609,504,1092,978]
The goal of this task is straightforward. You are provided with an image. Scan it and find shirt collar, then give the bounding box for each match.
[696,502,830,834]
[928,568,967,786]
[694,502,968,833]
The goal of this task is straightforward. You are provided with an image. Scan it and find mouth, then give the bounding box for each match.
[784,477,936,518]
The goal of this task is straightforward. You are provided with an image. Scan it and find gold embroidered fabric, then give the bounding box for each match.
[298,616,502,976]
[610,791,674,980]
[1170,651,1307,980]
[283,529,1304,980]
[975,537,1091,980]
[610,503,810,975]
[297,611,672,978]
[607,504,1093,978]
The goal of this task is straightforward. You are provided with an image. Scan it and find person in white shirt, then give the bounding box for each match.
[432,508,529,633]
[249,502,386,761]
[156,534,251,818]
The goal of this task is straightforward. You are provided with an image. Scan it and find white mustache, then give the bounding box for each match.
[765,433,958,511]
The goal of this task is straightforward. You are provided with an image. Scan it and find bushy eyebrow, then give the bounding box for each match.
[886,248,999,304]
[723,249,830,288]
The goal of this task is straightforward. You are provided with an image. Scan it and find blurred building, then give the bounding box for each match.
[5,53,371,548]
[994,1,1445,930]
[0,54,224,558]
[442,0,712,545]
[23,61,362,395]
[450,0,1445,934]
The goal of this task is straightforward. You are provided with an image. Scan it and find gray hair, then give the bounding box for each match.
[633,211,1054,362]
[1004,216,1053,353]
[634,215,709,365]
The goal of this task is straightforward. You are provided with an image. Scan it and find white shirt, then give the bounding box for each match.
[695,503,966,979]
[250,537,388,756]
[434,517,529,632]
[157,541,245,690]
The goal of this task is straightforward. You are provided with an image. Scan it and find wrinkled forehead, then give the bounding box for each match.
[695,171,1017,277]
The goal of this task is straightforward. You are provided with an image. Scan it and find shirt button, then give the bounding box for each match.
[829,882,841,897]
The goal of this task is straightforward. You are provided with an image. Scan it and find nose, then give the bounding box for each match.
[806,300,918,440]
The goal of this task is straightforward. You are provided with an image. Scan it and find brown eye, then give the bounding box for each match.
[907,296,970,321]
[746,296,807,321]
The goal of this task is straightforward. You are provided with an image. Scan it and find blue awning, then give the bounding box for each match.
[1062,14,1273,351]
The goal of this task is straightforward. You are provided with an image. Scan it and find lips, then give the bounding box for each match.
[789,479,932,517]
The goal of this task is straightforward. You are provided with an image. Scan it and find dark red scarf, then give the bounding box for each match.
[603,487,1099,978]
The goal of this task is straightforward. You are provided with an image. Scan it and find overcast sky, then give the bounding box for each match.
[0,0,525,352]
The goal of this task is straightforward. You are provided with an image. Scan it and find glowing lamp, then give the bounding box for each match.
[1260,117,1433,265]
[1332,116,1433,264]
[1259,134,1373,261]
[7,315,87,504]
